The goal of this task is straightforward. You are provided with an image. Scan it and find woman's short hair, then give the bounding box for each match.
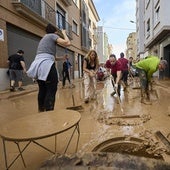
[46,23,57,34]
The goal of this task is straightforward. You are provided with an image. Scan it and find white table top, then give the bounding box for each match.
[0,109,81,141]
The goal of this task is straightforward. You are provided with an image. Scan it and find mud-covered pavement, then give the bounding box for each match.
[0,78,170,170]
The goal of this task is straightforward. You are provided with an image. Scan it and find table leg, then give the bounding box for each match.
[64,123,80,153]
[2,139,8,170]
[15,142,26,168]
[75,123,80,152]
[2,140,31,170]
[32,141,55,154]
[55,135,57,152]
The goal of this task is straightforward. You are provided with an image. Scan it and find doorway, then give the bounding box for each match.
[163,44,170,78]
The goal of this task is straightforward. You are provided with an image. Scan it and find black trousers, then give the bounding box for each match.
[62,70,71,86]
[37,63,58,112]
[121,70,129,85]
[111,73,121,96]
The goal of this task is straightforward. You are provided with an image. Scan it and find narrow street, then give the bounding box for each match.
[0,78,170,169]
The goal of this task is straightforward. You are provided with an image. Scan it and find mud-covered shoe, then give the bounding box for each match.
[10,86,15,92]
[84,98,89,104]
[110,91,116,96]
[91,94,97,100]
[69,84,75,88]
[18,87,25,91]
[141,98,152,105]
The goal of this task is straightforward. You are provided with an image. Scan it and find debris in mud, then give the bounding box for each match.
[155,131,170,154]
[40,152,170,170]
[139,130,169,158]
[97,111,151,126]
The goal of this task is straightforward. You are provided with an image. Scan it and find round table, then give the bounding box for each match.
[0,109,81,169]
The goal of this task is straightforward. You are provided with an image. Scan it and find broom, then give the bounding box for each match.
[66,89,84,111]
[110,76,124,114]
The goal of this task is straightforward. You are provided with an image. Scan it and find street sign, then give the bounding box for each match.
[0,29,4,41]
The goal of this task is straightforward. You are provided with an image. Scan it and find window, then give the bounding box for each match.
[73,0,78,5]
[56,4,66,29]
[145,0,150,8]
[88,19,91,29]
[147,19,150,32]
[146,19,150,37]
[72,20,78,34]
[73,0,77,4]
[155,6,160,24]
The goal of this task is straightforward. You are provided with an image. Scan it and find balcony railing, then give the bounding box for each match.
[12,0,72,39]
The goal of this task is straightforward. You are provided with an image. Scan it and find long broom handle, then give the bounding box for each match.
[72,94,75,106]
[110,76,124,114]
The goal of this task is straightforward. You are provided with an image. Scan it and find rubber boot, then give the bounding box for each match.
[146,89,150,100]
[110,91,116,96]
[141,89,152,105]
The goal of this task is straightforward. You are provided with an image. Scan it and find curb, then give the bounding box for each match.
[0,84,38,100]
[0,78,84,100]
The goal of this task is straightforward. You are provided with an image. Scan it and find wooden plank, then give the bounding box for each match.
[155,131,170,153]
[109,115,140,119]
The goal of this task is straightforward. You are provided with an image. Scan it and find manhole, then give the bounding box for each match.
[92,137,163,160]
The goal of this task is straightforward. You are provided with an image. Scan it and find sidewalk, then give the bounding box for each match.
[0,78,84,100]
[0,84,38,100]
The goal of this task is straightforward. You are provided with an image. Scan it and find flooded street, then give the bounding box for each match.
[0,78,170,169]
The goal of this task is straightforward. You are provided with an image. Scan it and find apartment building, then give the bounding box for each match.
[86,0,100,50]
[136,0,170,77]
[96,26,110,63]
[126,32,137,60]
[136,0,145,58]
[0,0,100,90]
[79,0,100,76]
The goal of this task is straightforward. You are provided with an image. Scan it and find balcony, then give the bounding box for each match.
[62,0,72,6]
[11,0,72,39]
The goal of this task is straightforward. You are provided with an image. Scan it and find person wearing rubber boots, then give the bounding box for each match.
[135,55,168,105]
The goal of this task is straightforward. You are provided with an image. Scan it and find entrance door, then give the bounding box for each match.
[7,24,41,85]
[164,45,170,78]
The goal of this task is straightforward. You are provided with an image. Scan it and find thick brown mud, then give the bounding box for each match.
[0,79,170,169]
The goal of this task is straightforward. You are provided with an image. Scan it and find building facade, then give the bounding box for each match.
[136,0,170,77]
[126,32,137,60]
[96,26,109,64]
[0,0,100,90]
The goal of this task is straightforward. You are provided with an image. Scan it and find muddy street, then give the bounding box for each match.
[0,78,170,170]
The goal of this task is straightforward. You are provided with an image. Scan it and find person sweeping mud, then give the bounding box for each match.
[105,54,122,97]
[83,50,99,103]
[135,55,168,105]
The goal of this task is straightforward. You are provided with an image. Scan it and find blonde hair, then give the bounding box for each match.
[86,50,99,66]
